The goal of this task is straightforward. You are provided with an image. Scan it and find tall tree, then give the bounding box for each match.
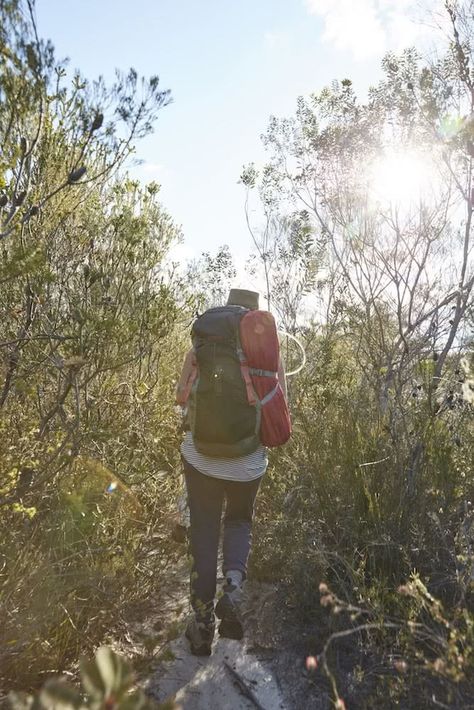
[243,5,474,497]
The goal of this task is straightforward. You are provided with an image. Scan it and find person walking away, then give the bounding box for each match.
[176,288,290,655]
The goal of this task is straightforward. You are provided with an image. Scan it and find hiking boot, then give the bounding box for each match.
[185,617,215,656]
[215,579,244,640]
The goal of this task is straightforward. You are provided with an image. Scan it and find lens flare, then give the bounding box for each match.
[369,150,434,205]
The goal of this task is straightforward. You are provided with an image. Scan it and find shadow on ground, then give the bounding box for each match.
[145,632,285,709]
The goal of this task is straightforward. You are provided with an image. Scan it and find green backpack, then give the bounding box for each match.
[186,305,261,457]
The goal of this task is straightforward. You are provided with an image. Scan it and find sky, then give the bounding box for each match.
[35,0,445,268]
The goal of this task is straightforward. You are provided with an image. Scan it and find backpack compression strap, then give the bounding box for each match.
[248,367,277,378]
[248,367,279,404]
[232,316,258,407]
[260,382,279,405]
[236,345,258,407]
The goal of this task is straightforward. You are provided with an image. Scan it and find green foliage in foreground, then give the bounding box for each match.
[9,647,172,710]
[0,0,189,691]
[252,326,474,706]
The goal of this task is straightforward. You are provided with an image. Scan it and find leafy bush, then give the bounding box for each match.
[9,646,172,709]
[0,0,188,691]
[251,325,474,705]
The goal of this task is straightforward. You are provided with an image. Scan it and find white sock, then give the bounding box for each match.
[225,569,243,587]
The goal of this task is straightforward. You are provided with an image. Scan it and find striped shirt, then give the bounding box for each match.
[181,431,268,482]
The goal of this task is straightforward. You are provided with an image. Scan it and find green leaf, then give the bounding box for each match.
[95,647,118,694]
[95,647,133,696]
[79,658,106,699]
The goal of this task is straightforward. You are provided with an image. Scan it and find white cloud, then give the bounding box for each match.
[304,0,430,60]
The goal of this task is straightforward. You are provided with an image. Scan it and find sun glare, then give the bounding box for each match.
[369,151,434,206]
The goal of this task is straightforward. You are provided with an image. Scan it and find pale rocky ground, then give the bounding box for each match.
[111,553,329,710]
[146,631,285,709]
[120,563,331,710]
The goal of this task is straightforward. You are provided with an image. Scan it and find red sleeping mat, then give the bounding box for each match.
[239,310,292,447]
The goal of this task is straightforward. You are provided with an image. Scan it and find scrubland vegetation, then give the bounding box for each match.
[1,1,474,707]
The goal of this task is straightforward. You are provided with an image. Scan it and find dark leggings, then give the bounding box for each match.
[182,456,262,621]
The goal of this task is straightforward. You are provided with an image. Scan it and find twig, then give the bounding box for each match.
[358,456,390,468]
[318,621,400,703]
[223,661,266,710]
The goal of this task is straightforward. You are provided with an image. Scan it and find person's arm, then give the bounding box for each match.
[176,349,195,405]
[278,356,287,400]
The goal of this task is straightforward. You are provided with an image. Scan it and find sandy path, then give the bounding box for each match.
[146,631,286,709]
[117,530,305,710]
[140,554,287,710]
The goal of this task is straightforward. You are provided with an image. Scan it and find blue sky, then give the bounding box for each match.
[35,0,441,264]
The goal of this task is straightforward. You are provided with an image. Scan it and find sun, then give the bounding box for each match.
[369,150,434,206]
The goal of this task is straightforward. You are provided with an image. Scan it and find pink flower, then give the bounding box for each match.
[305,655,318,671]
[320,593,335,607]
[394,659,408,673]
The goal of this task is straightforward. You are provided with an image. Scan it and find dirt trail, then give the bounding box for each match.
[139,574,328,710]
[137,557,286,709]
[122,553,323,709]
[145,630,286,709]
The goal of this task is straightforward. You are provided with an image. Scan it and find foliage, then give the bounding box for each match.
[242,211,322,330]
[8,646,174,709]
[185,245,237,312]
[247,3,474,705]
[0,0,170,243]
[2,0,474,707]
[303,577,474,710]
[252,324,474,706]
[0,0,187,691]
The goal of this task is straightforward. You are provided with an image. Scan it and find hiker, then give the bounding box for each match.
[176,288,291,656]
